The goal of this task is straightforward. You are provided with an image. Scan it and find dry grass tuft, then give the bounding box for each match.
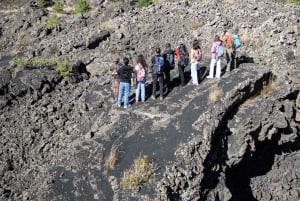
[105,142,121,170]
[190,19,203,30]
[120,154,156,188]
[208,87,224,104]
[260,80,277,95]
[101,20,115,32]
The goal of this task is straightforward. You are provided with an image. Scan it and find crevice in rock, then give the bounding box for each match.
[225,124,300,201]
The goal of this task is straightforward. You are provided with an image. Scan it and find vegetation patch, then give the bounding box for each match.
[137,0,153,8]
[46,14,59,28]
[120,154,156,188]
[286,0,300,3]
[208,87,224,104]
[190,19,203,30]
[72,0,89,14]
[37,0,46,8]
[12,57,71,76]
[53,0,64,13]
[105,142,121,170]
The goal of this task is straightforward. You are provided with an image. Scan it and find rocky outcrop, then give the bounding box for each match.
[0,0,299,200]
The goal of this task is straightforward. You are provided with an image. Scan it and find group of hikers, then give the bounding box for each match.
[112,30,241,109]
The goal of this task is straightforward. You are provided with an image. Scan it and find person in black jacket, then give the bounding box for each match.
[151,47,164,101]
[117,57,133,108]
[163,43,175,91]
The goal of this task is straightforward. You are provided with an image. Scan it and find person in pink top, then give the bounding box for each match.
[207,35,224,79]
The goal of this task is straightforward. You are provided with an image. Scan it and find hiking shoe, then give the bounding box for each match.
[207,76,213,79]
[151,95,156,100]
[124,104,131,109]
[160,97,163,101]
[117,104,121,108]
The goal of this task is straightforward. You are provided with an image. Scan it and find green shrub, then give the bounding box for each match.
[137,0,153,8]
[286,0,300,3]
[55,59,71,76]
[46,15,59,28]
[12,57,71,76]
[72,0,89,14]
[53,0,64,13]
[37,0,46,8]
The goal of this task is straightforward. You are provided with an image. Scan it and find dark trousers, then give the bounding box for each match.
[164,69,171,89]
[178,64,185,86]
[152,73,164,98]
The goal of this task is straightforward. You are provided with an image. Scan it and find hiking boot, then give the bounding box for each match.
[207,76,213,79]
[160,97,163,101]
[124,104,131,109]
[151,95,156,100]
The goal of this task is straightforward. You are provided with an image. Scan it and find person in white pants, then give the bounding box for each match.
[190,39,202,85]
[208,35,223,79]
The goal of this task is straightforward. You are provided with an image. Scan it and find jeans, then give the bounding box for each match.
[209,57,222,78]
[191,62,199,85]
[117,82,131,107]
[135,81,146,101]
[152,73,164,98]
[178,64,185,86]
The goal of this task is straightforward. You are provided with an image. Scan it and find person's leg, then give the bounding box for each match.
[233,49,237,69]
[135,81,141,102]
[164,69,171,90]
[191,62,198,85]
[178,64,185,86]
[226,48,233,72]
[158,75,164,99]
[117,82,125,106]
[216,58,222,78]
[152,73,157,98]
[141,81,146,102]
[114,79,119,98]
[208,58,216,78]
[124,83,131,108]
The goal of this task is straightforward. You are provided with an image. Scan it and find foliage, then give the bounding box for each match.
[208,87,223,104]
[286,0,300,3]
[12,57,71,76]
[53,0,64,13]
[136,0,153,8]
[72,0,89,14]
[105,142,121,170]
[110,0,124,2]
[55,59,71,76]
[120,155,156,188]
[46,15,59,28]
[37,0,46,8]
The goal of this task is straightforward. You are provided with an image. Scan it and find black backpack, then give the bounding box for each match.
[163,50,175,70]
[178,44,189,67]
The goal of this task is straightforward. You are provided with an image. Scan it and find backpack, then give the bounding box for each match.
[216,43,224,58]
[153,56,164,75]
[178,44,189,66]
[136,64,146,81]
[232,34,241,49]
[164,52,175,70]
[195,49,202,62]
